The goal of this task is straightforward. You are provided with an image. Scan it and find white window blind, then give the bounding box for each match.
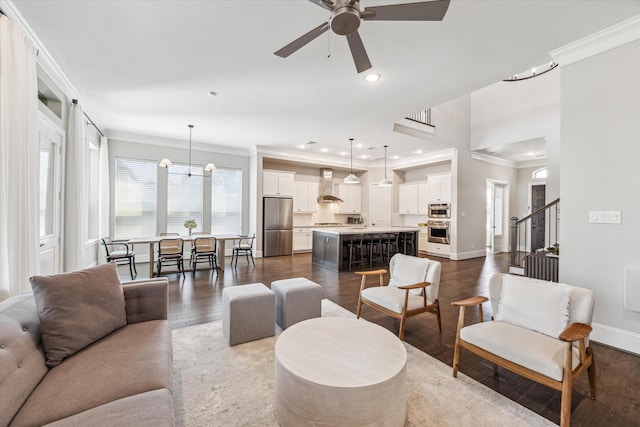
[211,168,242,234]
[167,164,203,234]
[114,158,157,239]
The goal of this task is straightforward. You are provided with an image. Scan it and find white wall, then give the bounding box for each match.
[560,40,640,353]
[470,69,561,201]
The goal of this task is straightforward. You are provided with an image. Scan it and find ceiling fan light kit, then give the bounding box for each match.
[158,125,216,178]
[275,0,450,74]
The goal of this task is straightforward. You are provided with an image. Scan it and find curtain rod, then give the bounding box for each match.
[72,99,104,137]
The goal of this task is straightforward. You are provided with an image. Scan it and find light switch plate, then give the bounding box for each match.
[588,211,621,224]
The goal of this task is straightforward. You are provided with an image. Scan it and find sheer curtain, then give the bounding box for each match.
[98,136,110,264]
[63,102,87,271]
[0,15,40,300]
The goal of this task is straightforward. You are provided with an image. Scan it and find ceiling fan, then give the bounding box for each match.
[274,0,450,73]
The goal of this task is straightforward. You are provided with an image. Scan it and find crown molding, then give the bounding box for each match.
[257,146,368,171]
[471,152,516,168]
[550,15,640,66]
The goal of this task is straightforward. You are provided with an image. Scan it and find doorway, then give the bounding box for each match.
[530,184,546,252]
[38,114,64,275]
[486,180,509,253]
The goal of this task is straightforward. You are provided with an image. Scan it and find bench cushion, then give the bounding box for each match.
[460,320,579,382]
[494,274,570,338]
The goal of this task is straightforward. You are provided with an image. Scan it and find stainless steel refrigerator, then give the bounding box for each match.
[263,197,293,257]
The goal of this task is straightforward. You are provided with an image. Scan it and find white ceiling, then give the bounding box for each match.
[7,0,640,166]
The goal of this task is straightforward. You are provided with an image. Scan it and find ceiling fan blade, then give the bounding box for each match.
[363,0,450,21]
[307,0,335,12]
[346,31,372,73]
[274,22,330,58]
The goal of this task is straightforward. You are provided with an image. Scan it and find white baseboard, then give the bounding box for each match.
[450,250,486,261]
[509,266,525,275]
[590,322,640,355]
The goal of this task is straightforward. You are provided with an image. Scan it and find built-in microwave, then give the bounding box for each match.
[428,203,451,219]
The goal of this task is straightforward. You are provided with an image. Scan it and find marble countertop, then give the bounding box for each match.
[311,226,420,235]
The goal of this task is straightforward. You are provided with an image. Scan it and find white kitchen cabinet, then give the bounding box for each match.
[263,170,295,197]
[293,228,312,252]
[427,173,451,203]
[427,242,451,258]
[399,182,429,214]
[293,181,319,213]
[418,230,428,252]
[335,184,361,214]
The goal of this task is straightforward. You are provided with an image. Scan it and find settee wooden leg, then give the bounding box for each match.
[435,300,442,333]
[398,317,406,341]
[452,306,466,378]
[560,343,573,427]
[587,347,596,399]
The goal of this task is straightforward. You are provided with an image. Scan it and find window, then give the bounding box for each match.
[39,142,56,237]
[211,168,242,234]
[86,140,100,240]
[167,164,203,234]
[532,167,547,179]
[114,158,157,239]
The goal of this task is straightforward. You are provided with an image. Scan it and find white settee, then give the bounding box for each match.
[452,273,596,427]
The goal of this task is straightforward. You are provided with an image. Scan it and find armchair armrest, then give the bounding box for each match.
[122,278,169,324]
[452,296,488,307]
[355,269,387,276]
[559,322,592,342]
[398,281,431,290]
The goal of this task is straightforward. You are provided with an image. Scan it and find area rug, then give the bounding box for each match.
[172,299,555,427]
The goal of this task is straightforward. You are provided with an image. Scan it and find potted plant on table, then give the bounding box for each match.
[184,219,197,236]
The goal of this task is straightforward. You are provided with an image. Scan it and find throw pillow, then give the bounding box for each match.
[494,274,570,338]
[30,263,127,367]
[388,254,430,296]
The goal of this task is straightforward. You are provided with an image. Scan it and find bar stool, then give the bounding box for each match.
[368,233,385,267]
[383,233,399,262]
[400,232,416,255]
[345,235,365,271]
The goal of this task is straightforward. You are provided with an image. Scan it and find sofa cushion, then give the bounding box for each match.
[43,389,174,427]
[0,293,48,427]
[361,286,432,314]
[9,320,173,427]
[494,274,570,338]
[30,263,127,367]
[460,320,579,382]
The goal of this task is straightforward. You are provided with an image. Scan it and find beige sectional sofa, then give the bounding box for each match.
[0,265,174,427]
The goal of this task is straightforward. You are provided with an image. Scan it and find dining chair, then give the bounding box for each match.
[231,233,256,267]
[157,238,185,278]
[101,237,137,279]
[191,237,217,276]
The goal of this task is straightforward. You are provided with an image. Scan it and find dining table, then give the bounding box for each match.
[128,234,245,278]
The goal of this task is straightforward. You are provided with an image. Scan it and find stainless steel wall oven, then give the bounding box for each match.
[428,203,451,219]
[427,220,450,244]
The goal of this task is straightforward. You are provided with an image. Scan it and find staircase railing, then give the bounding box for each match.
[510,198,560,280]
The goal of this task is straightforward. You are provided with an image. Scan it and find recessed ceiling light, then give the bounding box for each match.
[339,151,348,156]
[361,155,368,159]
[321,148,328,153]
[364,73,381,82]
[299,144,306,149]
[356,143,364,148]
[392,155,399,159]
[415,149,423,154]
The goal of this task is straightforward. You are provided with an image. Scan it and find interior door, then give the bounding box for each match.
[487,181,508,253]
[39,115,64,275]
[530,184,546,252]
[369,184,391,227]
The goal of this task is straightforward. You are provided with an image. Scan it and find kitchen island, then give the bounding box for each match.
[311,226,420,272]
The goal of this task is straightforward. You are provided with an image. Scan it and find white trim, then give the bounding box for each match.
[590,322,640,355]
[392,118,436,138]
[108,130,250,156]
[450,250,486,261]
[471,152,516,168]
[550,15,640,66]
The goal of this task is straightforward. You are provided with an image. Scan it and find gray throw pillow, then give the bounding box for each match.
[30,263,127,367]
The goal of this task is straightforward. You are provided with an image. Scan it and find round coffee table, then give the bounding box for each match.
[274,317,407,427]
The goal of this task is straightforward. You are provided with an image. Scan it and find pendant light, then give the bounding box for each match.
[378,145,393,187]
[158,125,216,177]
[344,137,360,184]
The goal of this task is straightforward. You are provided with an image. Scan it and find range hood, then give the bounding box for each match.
[317,169,343,203]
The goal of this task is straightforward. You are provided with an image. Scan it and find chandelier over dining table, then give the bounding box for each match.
[158,125,216,177]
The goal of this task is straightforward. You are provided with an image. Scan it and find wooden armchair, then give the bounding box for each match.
[356,253,442,340]
[452,273,596,427]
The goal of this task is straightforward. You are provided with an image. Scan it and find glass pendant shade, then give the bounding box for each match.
[344,137,360,184]
[378,144,392,187]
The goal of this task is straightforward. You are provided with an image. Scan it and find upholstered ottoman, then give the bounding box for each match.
[222,283,275,345]
[271,277,322,329]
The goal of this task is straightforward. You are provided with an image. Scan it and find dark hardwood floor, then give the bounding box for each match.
[123,252,640,426]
